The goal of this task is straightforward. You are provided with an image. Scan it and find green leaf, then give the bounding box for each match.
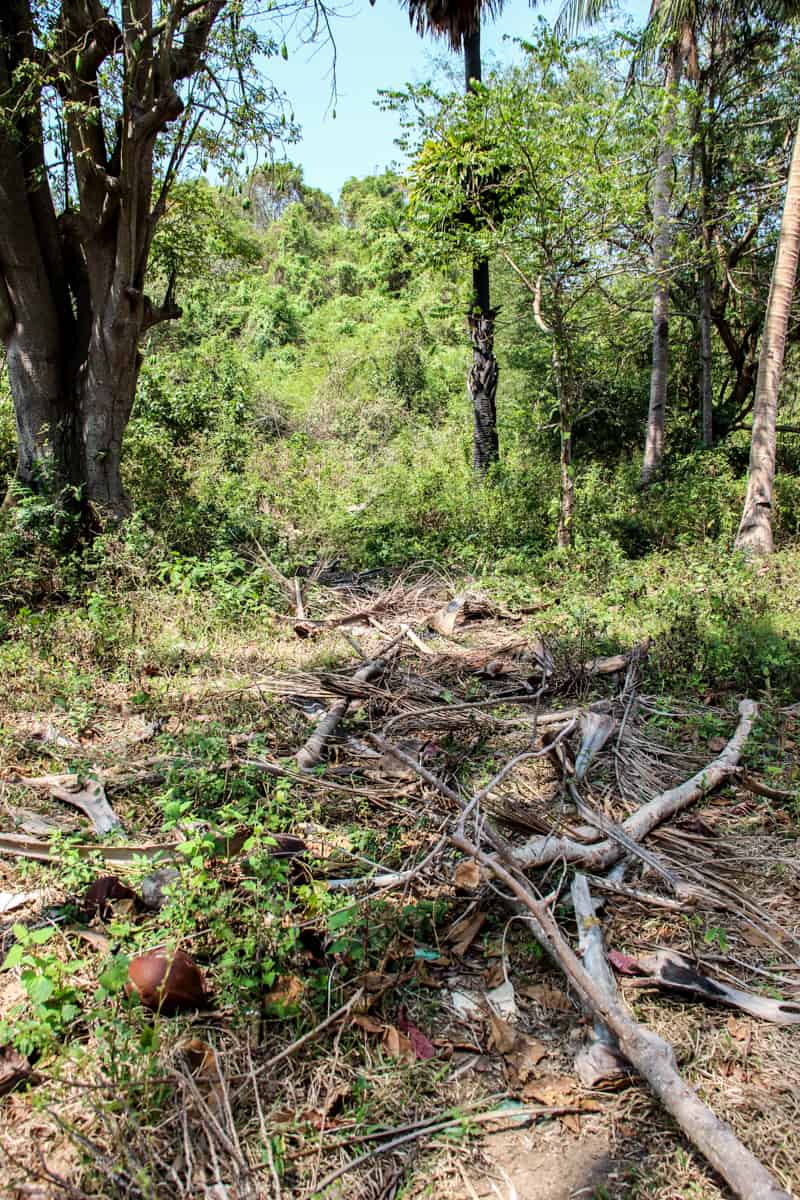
[280,43,288,61]
[29,927,54,946]
[26,975,55,1005]
[1,944,23,971]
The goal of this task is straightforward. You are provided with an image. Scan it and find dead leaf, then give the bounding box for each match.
[447,911,486,957]
[266,974,304,1008]
[708,737,727,753]
[522,1073,577,1106]
[726,1015,751,1042]
[607,950,643,975]
[508,1034,548,1084]
[75,930,112,953]
[428,596,466,638]
[488,1013,517,1055]
[363,971,397,994]
[398,1008,436,1059]
[486,978,518,1019]
[519,983,572,1012]
[454,859,481,891]
[560,1113,582,1134]
[382,1025,416,1065]
[0,1045,30,1096]
[352,1014,385,1035]
[0,892,40,915]
[485,961,505,989]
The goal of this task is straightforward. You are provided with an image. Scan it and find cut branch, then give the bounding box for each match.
[452,833,791,1200]
[514,699,756,869]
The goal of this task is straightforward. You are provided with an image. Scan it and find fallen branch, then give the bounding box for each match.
[616,949,800,1025]
[452,832,791,1200]
[296,637,403,770]
[514,700,756,869]
[311,1103,586,1195]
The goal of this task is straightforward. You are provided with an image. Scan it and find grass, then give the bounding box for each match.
[0,541,798,1198]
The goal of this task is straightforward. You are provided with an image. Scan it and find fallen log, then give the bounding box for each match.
[452,832,791,1200]
[513,699,756,870]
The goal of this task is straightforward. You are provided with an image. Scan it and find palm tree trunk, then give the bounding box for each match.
[735,116,800,555]
[641,41,685,485]
[464,27,499,474]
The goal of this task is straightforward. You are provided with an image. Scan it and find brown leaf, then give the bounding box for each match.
[266,974,304,1008]
[454,859,481,891]
[487,1012,517,1056]
[0,1045,30,1096]
[352,1014,385,1035]
[522,1073,577,1106]
[447,911,486,957]
[398,1008,436,1060]
[428,596,467,638]
[519,983,572,1012]
[560,1113,582,1134]
[708,737,727,753]
[74,930,113,953]
[726,1015,751,1042]
[382,1025,416,1065]
[363,971,397,994]
[484,961,505,989]
[508,1034,548,1084]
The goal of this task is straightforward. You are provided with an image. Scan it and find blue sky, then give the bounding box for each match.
[274,0,652,197]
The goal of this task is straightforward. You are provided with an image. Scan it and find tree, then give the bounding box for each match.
[641,0,800,548]
[0,0,307,521]
[640,30,691,484]
[735,118,800,552]
[406,31,649,545]
[403,0,503,472]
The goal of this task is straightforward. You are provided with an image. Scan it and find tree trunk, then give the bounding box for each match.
[552,338,573,549]
[641,42,685,485]
[1,0,192,524]
[699,140,714,448]
[699,261,714,447]
[735,116,800,555]
[464,28,499,474]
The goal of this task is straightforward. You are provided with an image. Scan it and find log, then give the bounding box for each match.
[514,700,756,870]
[452,832,791,1200]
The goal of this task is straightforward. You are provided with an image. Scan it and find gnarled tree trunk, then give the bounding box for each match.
[735,115,800,555]
[0,0,201,522]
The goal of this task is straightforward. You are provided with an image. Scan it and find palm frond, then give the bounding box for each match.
[554,0,614,37]
[402,0,504,49]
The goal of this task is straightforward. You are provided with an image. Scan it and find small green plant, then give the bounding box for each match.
[0,925,86,1056]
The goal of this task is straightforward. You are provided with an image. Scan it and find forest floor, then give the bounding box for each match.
[0,563,798,1199]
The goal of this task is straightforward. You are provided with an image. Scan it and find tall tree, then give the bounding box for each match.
[403,0,502,471]
[640,30,690,484]
[0,0,304,520]
[735,118,800,553]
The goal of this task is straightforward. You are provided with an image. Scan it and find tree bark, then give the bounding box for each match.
[699,140,714,448]
[464,28,499,474]
[641,42,685,485]
[552,335,573,548]
[468,306,500,473]
[0,0,195,521]
[735,115,800,555]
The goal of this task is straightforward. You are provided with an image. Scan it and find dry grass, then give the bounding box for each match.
[0,570,798,1199]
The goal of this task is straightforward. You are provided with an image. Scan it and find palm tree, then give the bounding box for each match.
[404,0,503,471]
[734,117,800,553]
